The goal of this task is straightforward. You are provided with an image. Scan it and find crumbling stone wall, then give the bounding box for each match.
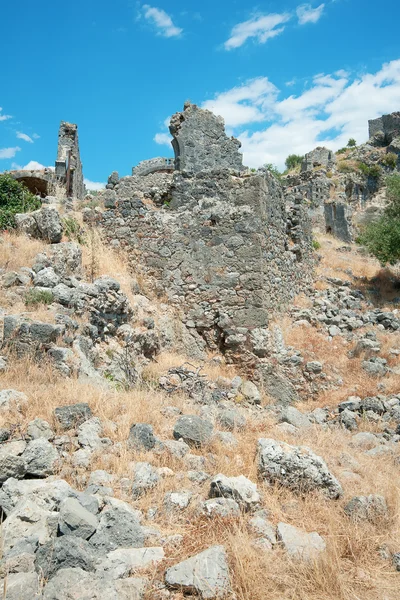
[369,112,400,145]
[324,202,353,242]
[301,147,336,173]
[99,169,313,359]
[132,157,175,176]
[169,102,245,174]
[55,122,84,199]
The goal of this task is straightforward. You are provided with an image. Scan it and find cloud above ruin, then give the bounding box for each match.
[196,59,400,169]
[141,5,183,38]
[84,178,105,191]
[224,13,291,50]
[0,147,21,159]
[296,4,325,25]
[17,132,34,143]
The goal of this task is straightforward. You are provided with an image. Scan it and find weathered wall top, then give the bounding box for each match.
[169,102,244,174]
[55,121,84,199]
[368,112,400,145]
[7,169,54,197]
[301,147,335,173]
[132,157,175,177]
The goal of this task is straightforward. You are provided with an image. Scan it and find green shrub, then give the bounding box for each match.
[380,153,398,170]
[358,162,382,178]
[24,289,54,307]
[0,174,41,230]
[264,163,282,180]
[336,147,348,155]
[62,216,85,244]
[337,160,355,173]
[312,239,321,250]
[358,173,400,265]
[285,154,304,170]
[347,138,357,147]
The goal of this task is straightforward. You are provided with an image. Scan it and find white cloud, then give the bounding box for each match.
[11,162,22,170]
[141,5,182,37]
[21,161,54,171]
[84,178,105,191]
[296,3,325,25]
[202,78,278,127]
[0,108,12,122]
[201,59,400,169]
[17,132,34,143]
[154,132,172,146]
[224,13,291,50]
[0,146,21,159]
[32,133,40,139]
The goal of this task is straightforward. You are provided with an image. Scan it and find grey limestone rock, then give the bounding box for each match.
[173,415,214,447]
[128,423,157,451]
[344,494,388,522]
[0,388,28,412]
[96,546,164,579]
[33,267,60,288]
[216,407,246,431]
[54,403,93,430]
[200,498,241,518]
[165,544,231,599]
[131,462,160,498]
[277,522,326,561]
[89,505,145,553]
[257,438,343,499]
[26,418,54,441]
[209,474,260,511]
[23,438,59,477]
[164,491,192,512]
[35,536,95,579]
[0,441,27,483]
[279,406,312,429]
[58,497,99,539]
[0,572,40,600]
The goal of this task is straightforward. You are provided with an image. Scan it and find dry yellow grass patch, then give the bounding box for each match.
[0,232,46,271]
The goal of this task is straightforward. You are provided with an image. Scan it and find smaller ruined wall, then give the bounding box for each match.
[301,147,335,173]
[169,102,245,174]
[324,202,353,243]
[132,157,175,176]
[368,112,400,144]
[56,122,84,199]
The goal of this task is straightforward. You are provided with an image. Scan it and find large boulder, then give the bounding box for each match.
[277,522,326,561]
[173,415,213,447]
[16,207,63,244]
[165,545,231,599]
[257,438,342,499]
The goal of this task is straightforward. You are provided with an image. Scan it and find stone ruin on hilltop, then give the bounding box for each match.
[95,102,314,361]
[6,121,85,200]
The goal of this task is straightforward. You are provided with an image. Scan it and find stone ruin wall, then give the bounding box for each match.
[368,112,400,144]
[97,103,314,360]
[55,121,84,199]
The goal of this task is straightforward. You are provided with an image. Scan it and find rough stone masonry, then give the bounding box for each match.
[99,102,314,359]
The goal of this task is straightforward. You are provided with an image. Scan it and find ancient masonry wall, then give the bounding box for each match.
[368,112,400,143]
[55,122,84,199]
[99,170,313,357]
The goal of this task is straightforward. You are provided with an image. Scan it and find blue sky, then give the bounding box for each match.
[1,0,400,188]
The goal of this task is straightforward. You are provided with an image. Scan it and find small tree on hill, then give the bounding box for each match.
[358,173,400,265]
[0,174,41,230]
[347,138,357,147]
[285,154,304,171]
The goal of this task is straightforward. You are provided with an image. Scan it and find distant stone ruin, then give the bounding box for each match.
[132,157,175,177]
[301,147,336,173]
[7,121,85,200]
[369,112,400,145]
[97,102,313,361]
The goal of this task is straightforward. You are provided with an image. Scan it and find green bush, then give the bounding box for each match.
[62,216,86,245]
[336,147,348,155]
[24,289,54,307]
[337,160,355,173]
[0,174,41,230]
[285,154,304,170]
[358,162,382,178]
[312,239,321,250]
[358,173,400,265]
[380,153,398,170]
[347,138,357,147]
[264,163,282,180]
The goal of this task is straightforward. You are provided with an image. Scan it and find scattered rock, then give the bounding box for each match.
[173,415,213,447]
[277,522,326,561]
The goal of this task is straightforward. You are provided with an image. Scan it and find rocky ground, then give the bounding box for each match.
[0,208,399,599]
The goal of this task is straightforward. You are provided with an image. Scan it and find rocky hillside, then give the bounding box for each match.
[0,200,399,599]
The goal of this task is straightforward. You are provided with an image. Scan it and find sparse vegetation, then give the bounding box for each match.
[62,215,86,244]
[347,138,357,147]
[24,288,54,307]
[285,154,304,170]
[264,163,282,180]
[380,152,398,170]
[0,174,41,230]
[358,162,382,178]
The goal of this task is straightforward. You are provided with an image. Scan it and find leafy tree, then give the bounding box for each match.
[284,154,304,170]
[347,138,357,147]
[264,163,282,180]
[0,174,41,230]
[358,174,400,265]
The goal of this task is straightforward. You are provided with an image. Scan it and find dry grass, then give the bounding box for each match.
[0,232,46,271]
[1,350,399,599]
[315,234,381,281]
